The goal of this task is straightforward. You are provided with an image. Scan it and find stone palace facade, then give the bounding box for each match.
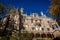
[3,8,60,38]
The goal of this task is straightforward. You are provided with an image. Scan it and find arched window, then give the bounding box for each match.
[41,33,46,38]
[32,27,35,30]
[52,25,55,29]
[35,33,40,38]
[51,34,54,38]
[38,23,41,26]
[47,33,52,38]
[31,19,33,23]
[39,19,41,23]
[42,28,44,31]
[52,24,58,30]
[54,24,58,28]
[47,28,50,31]
[35,20,37,23]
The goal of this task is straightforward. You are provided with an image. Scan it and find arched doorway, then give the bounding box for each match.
[47,33,52,38]
[51,34,54,38]
[35,33,40,38]
[41,33,46,38]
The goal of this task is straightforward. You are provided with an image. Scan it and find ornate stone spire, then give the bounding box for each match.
[41,11,46,17]
[20,8,24,14]
[41,11,44,16]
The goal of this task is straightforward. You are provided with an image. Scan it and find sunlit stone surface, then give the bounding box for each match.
[3,8,60,37]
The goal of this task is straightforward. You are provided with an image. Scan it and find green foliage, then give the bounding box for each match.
[0,36,18,40]
[0,3,6,14]
[34,38,53,40]
[10,36,18,40]
[0,36,9,40]
[49,0,60,25]
[0,3,6,10]
[49,5,60,19]
[0,3,6,19]
[49,0,60,19]
[20,30,34,40]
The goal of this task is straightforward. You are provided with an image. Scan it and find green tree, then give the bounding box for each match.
[0,3,14,19]
[49,0,60,25]
[0,3,6,26]
[0,3,6,19]
[0,3,6,37]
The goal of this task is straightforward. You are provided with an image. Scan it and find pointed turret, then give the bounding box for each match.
[40,11,46,17]
[20,8,24,14]
[41,11,44,16]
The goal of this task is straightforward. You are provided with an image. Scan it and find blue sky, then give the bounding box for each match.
[0,0,51,17]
